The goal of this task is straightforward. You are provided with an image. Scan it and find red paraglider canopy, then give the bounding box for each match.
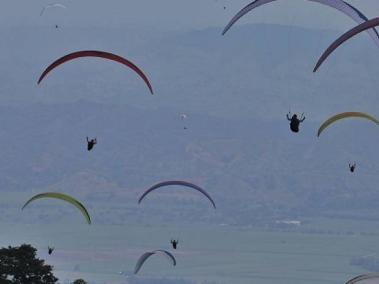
[38,50,153,94]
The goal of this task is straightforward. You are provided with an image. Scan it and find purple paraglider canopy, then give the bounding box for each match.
[138,180,216,209]
[314,17,379,72]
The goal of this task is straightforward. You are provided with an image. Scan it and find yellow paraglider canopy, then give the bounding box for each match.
[317,112,379,137]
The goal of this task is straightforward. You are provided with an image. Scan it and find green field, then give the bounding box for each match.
[1,216,378,284]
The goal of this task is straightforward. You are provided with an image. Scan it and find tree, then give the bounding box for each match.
[73,280,87,284]
[0,244,58,283]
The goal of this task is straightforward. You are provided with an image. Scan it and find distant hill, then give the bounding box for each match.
[0,23,377,225]
[0,24,378,120]
[0,101,377,226]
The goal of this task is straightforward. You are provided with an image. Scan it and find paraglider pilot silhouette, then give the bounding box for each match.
[86,137,97,151]
[170,239,179,250]
[48,246,54,255]
[349,163,356,173]
[287,112,305,133]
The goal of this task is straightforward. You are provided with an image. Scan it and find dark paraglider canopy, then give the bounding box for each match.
[346,273,379,284]
[134,250,176,274]
[314,17,379,72]
[138,180,216,209]
[222,0,379,48]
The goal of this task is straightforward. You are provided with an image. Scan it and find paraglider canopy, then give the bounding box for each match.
[22,192,91,224]
[134,250,176,274]
[222,0,379,48]
[38,50,154,94]
[314,17,379,72]
[346,273,379,284]
[138,180,216,209]
[40,3,67,16]
[180,113,187,120]
[317,112,379,137]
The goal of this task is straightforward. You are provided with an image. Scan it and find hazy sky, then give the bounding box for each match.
[2,0,379,31]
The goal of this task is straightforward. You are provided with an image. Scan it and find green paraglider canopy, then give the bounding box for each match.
[22,192,91,224]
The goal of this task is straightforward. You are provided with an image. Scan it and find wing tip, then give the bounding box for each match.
[37,76,43,84]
